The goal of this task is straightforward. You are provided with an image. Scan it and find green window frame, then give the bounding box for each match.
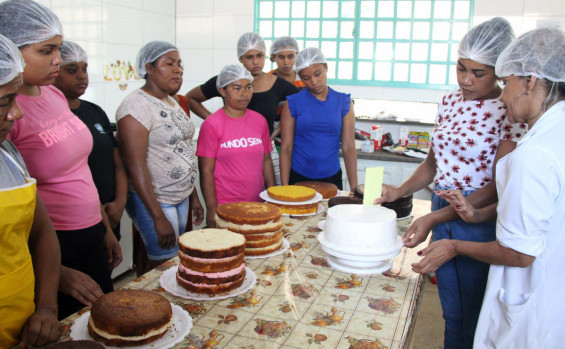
[255,0,474,89]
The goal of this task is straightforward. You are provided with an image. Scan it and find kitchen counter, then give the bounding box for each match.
[58,200,431,348]
[354,149,424,163]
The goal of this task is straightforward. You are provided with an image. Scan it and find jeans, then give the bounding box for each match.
[126,191,189,260]
[432,186,495,349]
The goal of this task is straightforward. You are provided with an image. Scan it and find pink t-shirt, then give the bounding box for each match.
[9,85,101,230]
[196,108,272,204]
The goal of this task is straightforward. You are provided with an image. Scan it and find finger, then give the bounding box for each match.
[24,319,42,347]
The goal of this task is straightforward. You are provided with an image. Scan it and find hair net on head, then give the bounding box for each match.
[135,41,178,79]
[458,17,514,67]
[237,32,266,58]
[60,41,87,66]
[495,27,565,82]
[216,64,253,90]
[0,0,63,47]
[0,34,25,85]
[270,36,299,56]
[294,47,326,73]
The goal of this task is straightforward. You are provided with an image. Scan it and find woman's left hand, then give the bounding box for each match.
[190,194,204,226]
[411,239,457,274]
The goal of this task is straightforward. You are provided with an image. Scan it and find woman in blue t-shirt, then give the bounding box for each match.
[280,48,357,190]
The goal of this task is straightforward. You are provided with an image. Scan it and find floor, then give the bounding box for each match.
[112,270,445,348]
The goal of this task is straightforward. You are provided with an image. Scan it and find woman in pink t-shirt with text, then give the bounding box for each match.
[197,64,275,227]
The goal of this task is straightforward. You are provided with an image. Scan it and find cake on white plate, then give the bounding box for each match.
[323,204,401,255]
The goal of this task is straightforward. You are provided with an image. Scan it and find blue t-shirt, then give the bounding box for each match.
[287,87,350,178]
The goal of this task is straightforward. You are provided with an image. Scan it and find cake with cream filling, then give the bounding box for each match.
[324,204,401,254]
[215,202,284,256]
[267,185,316,202]
[177,229,246,295]
[295,181,338,199]
[87,290,172,347]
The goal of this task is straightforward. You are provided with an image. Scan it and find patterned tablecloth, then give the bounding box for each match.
[59,199,431,349]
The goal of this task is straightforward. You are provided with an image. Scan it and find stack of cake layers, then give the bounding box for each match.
[215,202,284,256]
[177,229,247,295]
[266,185,321,215]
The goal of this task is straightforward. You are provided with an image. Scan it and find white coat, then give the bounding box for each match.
[474,101,565,348]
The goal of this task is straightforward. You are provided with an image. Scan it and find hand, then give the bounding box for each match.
[435,189,479,223]
[373,184,402,205]
[403,215,434,248]
[154,216,176,249]
[17,307,61,348]
[411,239,457,274]
[103,201,125,229]
[103,230,123,269]
[190,195,204,227]
[205,207,217,228]
[59,267,103,306]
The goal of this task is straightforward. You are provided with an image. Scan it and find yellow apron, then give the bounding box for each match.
[0,147,36,348]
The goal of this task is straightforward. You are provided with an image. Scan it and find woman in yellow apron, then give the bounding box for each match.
[0,33,61,348]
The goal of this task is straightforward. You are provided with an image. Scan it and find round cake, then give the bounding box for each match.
[177,229,247,294]
[328,196,362,207]
[294,181,338,199]
[46,340,104,349]
[267,185,316,202]
[354,184,413,218]
[87,290,172,347]
[324,204,401,254]
[269,201,318,215]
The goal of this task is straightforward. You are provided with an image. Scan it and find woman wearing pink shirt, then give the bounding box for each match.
[0,0,121,320]
[197,64,275,227]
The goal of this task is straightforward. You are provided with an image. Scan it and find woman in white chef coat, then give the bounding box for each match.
[412,27,565,348]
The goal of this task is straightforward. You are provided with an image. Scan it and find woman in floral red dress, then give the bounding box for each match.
[375,17,526,349]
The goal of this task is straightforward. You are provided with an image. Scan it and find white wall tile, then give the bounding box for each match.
[102,4,143,45]
[102,80,145,122]
[213,0,254,16]
[178,48,214,82]
[53,0,103,42]
[102,0,142,9]
[143,0,175,16]
[176,16,214,49]
[382,86,447,103]
[213,48,237,73]
[141,12,176,44]
[176,0,213,16]
[213,15,254,49]
[474,0,524,16]
[524,0,565,16]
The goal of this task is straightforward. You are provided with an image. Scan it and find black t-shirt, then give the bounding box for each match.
[72,100,117,204]
[200,75,299,134]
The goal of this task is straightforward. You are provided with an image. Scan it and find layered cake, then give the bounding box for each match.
[177,229,247,295]
[267,185,316,201]
[295,181,338,199]
[87,290,172,347]
[354,184,413,218]
[328,196,362,207]
[46,341,104,349]
[324,204,400,254]
[216,202,284,256]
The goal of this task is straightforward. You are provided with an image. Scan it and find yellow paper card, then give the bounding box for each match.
[363,167,384,205]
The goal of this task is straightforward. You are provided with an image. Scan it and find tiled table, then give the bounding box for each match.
[59,200,431,349]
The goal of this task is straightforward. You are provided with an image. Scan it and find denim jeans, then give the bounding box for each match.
[126,191,189,260]
[432,186,495,349]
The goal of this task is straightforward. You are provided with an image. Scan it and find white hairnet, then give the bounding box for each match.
[270,36,299,56]
[60,41,87,66]
[135,41,178,79]
[294,47,326,73]
[495,27,565,82]
[216,64,253,90]
[237,32,266,58]
[0,34,25,85]
[0,0,63,47]
[458,17,514,67]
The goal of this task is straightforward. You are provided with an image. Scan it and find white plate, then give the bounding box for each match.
[317,220,326,231]
[283,203,325,217]
[245,238,290,259]
[260,190,323,205]
[326,255,393,275]
[70,304,192,349]
[160,266,256,301]
[403,149,428,159]
[396,211,414,220]
[317,231,402,259]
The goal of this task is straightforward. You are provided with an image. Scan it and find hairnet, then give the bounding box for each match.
[237,32,266,58]
[0,34,25,85]
[135,41,178,79]
[0,0,63,47]
[216,64,253,90]
[495,27,565,82]
[60,41,87,66]
[458,17,514,67]
[294,47,326,73]
[270,36,299,56]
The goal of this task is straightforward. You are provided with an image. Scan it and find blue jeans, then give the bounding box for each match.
[432,186,495,349]
[126,191,189,260]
